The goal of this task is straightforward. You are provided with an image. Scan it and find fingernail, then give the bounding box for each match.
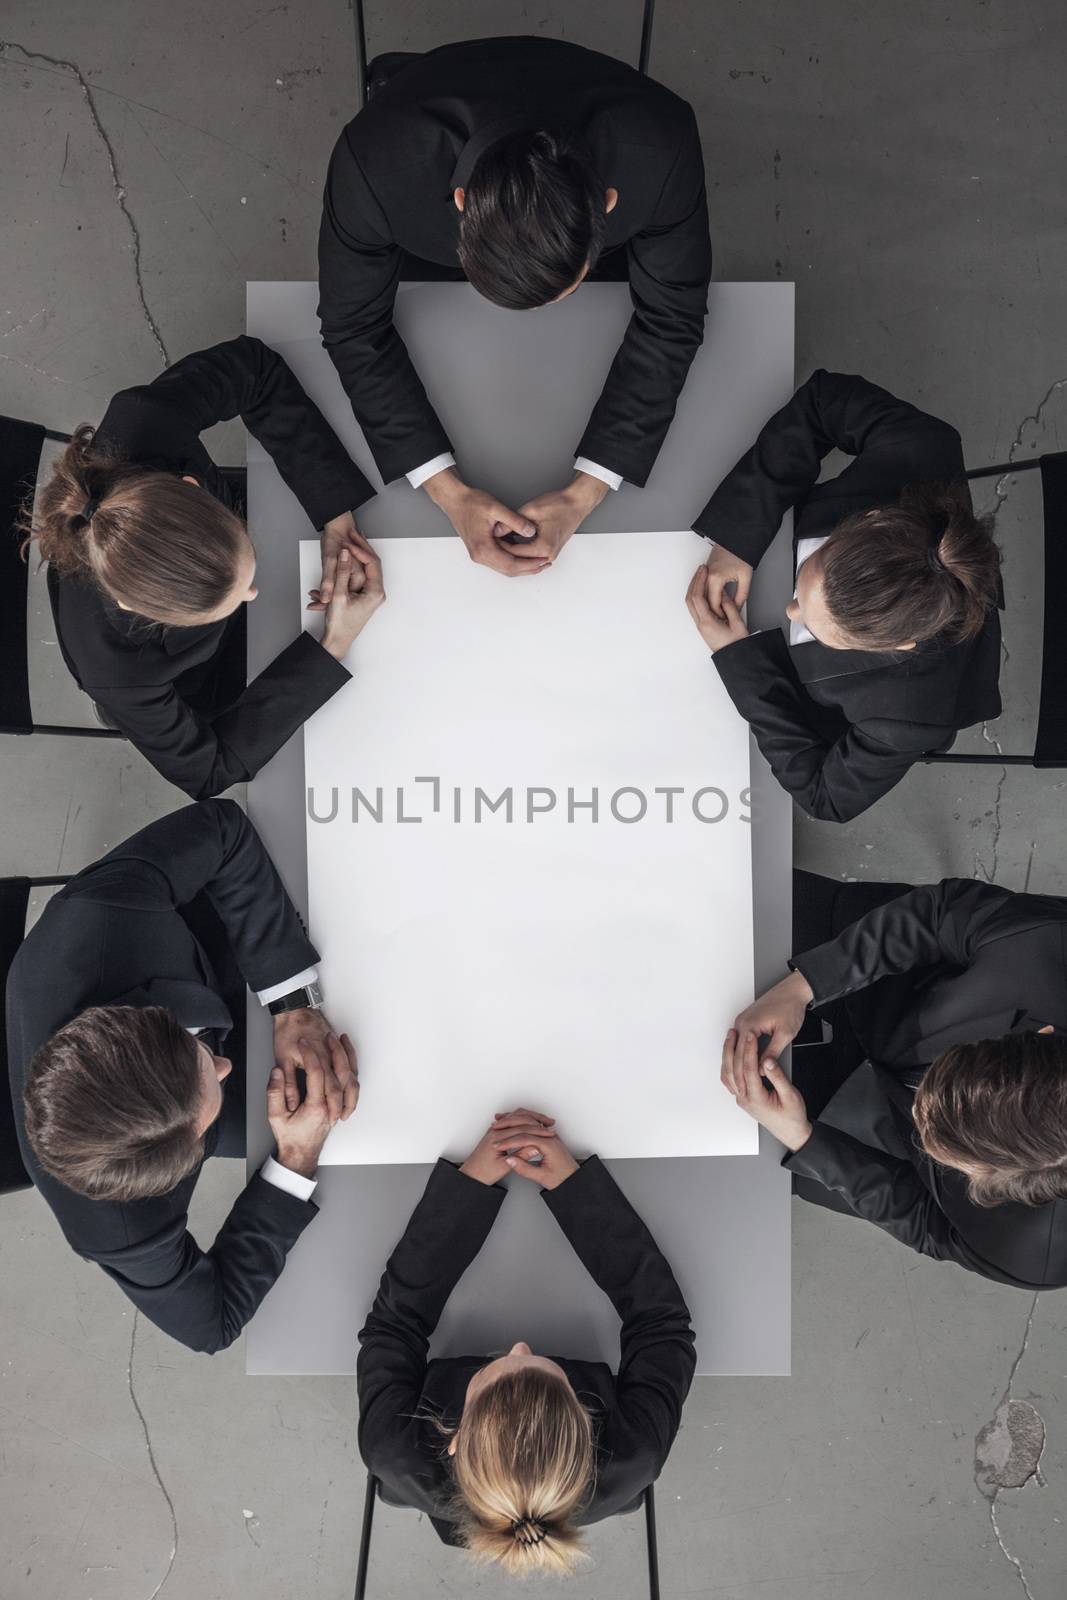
[340,550,349,561]
[270,1068,282,1079]
[505,1156,517,1166]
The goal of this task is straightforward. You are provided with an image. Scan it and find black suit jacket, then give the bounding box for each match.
[695,371,1002,823]
[318,36,711,486]
[785,878,1067,1288]
[357,1156,695,1540]
[6,800,321,1352]
[49,337,373,799]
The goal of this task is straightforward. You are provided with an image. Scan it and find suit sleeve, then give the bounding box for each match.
[713,629,946,823]
[543,1157,695,1466]
[789,876,1022,1005]
[693,370,964,566]
[783,1124,995,1277]
[357,1161,505,1471]
[101,336,373,528]
[318,129,453,484]
[62,797,318,992]
[88,1174,317,1354]
[90,630,351,801]
[576,107,711,487]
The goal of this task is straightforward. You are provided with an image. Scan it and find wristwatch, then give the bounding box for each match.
[267,980,324,1017]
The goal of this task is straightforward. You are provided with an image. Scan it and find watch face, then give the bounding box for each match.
[307,981,324,1008]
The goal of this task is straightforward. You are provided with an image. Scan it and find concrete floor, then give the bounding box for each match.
[1,2,1065,1596]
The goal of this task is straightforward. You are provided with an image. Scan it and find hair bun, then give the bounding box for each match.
[511,1518,549,1547]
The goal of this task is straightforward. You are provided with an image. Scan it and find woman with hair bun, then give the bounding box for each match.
[22,336,384,799]
[684,370,1003,823]
[357,1108,695,1576]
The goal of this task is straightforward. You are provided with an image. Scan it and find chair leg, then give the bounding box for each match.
[354,1471,378,1600]
[644,1482,660,1600]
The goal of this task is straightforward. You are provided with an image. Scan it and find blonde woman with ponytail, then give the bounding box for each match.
[357,1109,695,1576]
[22,336,384,799]
[684,370,1003,824]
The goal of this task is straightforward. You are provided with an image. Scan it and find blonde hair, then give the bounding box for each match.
[448,1366,595,1577]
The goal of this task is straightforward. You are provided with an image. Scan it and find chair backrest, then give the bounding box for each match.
[0,416,47,735]
[1034,452,1067,766]
[0,878,34,1194]
[354,0,658,105]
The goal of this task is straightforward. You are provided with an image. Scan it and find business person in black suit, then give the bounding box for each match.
[23,336,384,799]
[319,35,711,576]
[358,1108,695,1575]
[722,873,1067,1290]
[7,800,359,1353]
[684,370,1003,823]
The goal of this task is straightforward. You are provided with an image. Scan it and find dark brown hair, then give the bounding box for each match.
[818,482,1000,649]
[23,1005,206,1202]
[21,426,248,624]
[458,130,607,311]
[914,1031,1067,1207]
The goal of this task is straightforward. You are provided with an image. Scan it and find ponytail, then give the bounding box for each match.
[447,1366,595,1577]
[20,426,248,625]
[819,482,1000,650]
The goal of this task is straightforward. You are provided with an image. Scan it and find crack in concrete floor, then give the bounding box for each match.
[126,1312,179,1599]
[0,39,170,368]
[974,1292,1045,1600]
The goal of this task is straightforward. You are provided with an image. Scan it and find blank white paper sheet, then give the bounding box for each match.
[300,530,758,1164]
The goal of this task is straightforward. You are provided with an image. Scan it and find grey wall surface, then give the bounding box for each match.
[1,4,1065,1598]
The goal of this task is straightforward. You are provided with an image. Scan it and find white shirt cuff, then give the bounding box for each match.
[255,967,320,1007]
[574,457,623,492]
[260,1154,318,1201]
[407,452,456,489]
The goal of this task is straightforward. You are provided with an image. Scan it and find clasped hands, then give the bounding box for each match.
[721,969,816,1153]
[424,465,609,577]
[267,1006,359,1179]
[460,1107,579,1189]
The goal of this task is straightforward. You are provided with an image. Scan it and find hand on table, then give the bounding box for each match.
[495,1108,579,1189]
[686,562,750,653]
[272,1008,360,1119]
[460,1107,559,1186]
[500,472,610,565]
[722,1028,813,1153]
[722,970,815,1093]
[701,541,754,613]
[423,466,550,577]
[313,512,372,607]
[267,1028,359,1179]
[312,540,385,660]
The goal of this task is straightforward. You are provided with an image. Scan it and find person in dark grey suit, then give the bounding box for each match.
[685,371,1003,822]
[26,336,384,799]
[357,1109,695,1576]
[319,35,711,577]
[7,800,359,1353]
[722,872,1067,1290]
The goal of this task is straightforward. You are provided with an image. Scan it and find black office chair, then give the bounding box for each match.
[0,874,68,1194]
[352,0,658,107]
[1,413,247,739]
[354,1471,662,1600]
[921,451,1067,768]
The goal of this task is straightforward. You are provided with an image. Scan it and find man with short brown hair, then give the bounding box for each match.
[721,874,1067,1289]
[7,800,359,1352]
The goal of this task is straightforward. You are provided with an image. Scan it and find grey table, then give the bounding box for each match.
[244,280,795,1376]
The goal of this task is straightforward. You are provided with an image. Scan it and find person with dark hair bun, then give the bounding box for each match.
[22,336,385,799]
[358,1111,695,1576]
[319,36,710,577]
[684,371,1002,823]
[722,872,1067,1290]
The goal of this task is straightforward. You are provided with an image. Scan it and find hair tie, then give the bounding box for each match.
[80,494,101,522]
[925,543,944,574]
[511,1518,549,1547]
